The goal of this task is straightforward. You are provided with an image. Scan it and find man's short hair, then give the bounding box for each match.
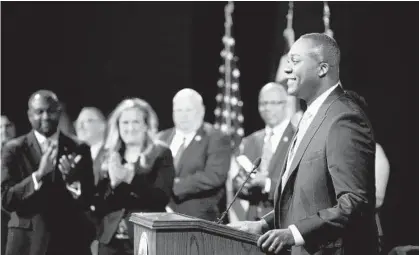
[300,33,341,68]
[173,88,204,107]
[259,82,288,98]
[28,90,60,108]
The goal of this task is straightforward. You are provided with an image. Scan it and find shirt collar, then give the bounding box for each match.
[305,82,340,119]
[265,118,290,137]
[90,141,103,151]
[34,130,59,146]
[175,129,197,141]
[90,141,104,159]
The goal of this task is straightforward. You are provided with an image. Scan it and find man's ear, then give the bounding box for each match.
[318,62,329,78]
[200,105,206,119]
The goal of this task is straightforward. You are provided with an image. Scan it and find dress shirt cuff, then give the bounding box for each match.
[264,177,271,193]
[288,224,305,246]
[32,172,42,191]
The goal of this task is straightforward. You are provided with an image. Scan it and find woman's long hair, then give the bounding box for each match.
[104,98,159,156]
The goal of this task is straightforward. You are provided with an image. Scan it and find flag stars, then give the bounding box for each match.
[232,69,240,78]
[222,36,235,46]
[230,97,238,105]
[221,124,229,133]
[223,96,230,103]
[214,108,221,116]
[217,79,224,87]
[232,83,239,91]
[222,110,229,117]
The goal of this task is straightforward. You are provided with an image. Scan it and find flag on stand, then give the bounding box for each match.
[214,1,244,150]
[275,1,304,127]
[213,2,247,224]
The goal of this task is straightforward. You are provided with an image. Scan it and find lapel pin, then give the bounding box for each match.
[283,137,289,142]
[195,135,202,142]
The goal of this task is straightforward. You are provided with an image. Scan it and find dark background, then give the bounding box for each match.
[2,1,418,250]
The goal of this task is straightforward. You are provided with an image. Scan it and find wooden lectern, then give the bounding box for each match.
[129,212,265,255]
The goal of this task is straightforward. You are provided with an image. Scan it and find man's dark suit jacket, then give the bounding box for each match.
[158,123,231,221]
[263,86,378,255]
[1,131,95,255]
[92,143,175,245]
[235,122,295,220]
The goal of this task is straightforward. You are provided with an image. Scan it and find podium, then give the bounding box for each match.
[129,212,265,255]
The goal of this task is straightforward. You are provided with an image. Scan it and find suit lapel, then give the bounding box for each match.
[93,146,105,165]
[25,131,43,173]
[52,133,73,182]
[281,86,345,194]
[166,128,176,146]
[253,131,265,159]
[266,123,294,178]
[176,125,206,175]
[93,145,106,184]
[58,132,71,156]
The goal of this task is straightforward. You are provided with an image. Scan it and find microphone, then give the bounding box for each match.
[216,157,262,224]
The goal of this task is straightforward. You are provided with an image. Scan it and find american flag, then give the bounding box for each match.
[214,1,244,150]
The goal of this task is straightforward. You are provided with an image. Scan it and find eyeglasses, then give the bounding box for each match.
[259,100,287,107]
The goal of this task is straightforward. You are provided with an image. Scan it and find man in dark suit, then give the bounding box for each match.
[74,106,107,255]
[232,82,296,221]
[1,90,95,255]
[74,107,107,186]
[158,88,231,221]
[229,33,377,255]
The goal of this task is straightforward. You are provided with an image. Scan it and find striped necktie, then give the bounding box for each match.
[42,139,51,153]
[173,137,187,174]
[260,130,274,175]
[282,112,312,189]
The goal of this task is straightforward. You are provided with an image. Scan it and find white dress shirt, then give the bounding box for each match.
[264,119,291,153]
[90,141,103,160]
[34,130,59,152]
[165,129,197,213]
[169,129,197,158]
[263,119,291,193]
[285,83,340,246]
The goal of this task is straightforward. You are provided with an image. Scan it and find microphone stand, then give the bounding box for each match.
[216,157,261,224]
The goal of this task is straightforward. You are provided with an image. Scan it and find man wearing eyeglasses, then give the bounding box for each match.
[232,82,296,221]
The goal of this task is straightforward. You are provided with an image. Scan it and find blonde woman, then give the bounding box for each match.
[91,98,175,255]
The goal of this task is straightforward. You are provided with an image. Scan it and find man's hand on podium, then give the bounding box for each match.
[257,228,295,254]
[227,219,268,235]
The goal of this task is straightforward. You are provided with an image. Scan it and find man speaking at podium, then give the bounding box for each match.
[229,33,378,255]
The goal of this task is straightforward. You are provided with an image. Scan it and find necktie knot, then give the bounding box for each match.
[42,139,51,153]
[300,111,312,127]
